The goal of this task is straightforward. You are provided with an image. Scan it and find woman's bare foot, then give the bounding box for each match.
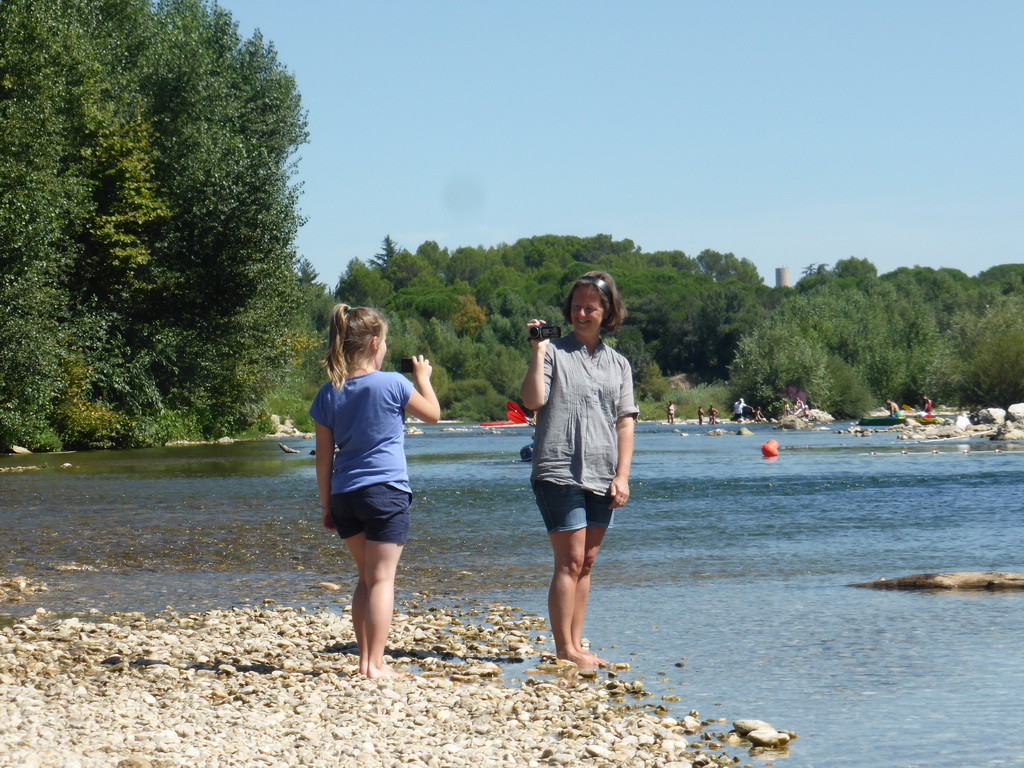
[582,651,609,668]
[556,649,604,669]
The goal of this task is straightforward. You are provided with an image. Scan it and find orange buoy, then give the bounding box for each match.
[760,439,779,458]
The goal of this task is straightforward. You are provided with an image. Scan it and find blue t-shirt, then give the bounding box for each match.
[309,371,414,495]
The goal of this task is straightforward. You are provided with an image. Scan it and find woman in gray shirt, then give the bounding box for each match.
[520,271,638,667]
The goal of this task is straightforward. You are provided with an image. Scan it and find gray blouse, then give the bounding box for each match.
[530,335,639,494]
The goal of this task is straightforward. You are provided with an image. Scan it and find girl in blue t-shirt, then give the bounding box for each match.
[310,304,440,679]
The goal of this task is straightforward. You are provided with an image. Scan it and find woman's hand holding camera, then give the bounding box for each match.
[527,319,550,348]
[521,320,550,411]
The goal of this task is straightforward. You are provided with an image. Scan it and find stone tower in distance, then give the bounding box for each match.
[775,267,790,288]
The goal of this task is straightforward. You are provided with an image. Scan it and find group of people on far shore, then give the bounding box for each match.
[783,398,811,417]
[311,271,635,677]
[665,394,950,434]
[666,399,767,424]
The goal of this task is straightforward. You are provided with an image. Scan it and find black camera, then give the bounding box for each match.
[400,358,415,373]
[528,325,562,340]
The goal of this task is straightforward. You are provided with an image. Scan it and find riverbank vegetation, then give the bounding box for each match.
[1,0,307,450]
[310,243,1024,426]
[3,3,1023,452]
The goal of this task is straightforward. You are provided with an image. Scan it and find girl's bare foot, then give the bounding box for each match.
[365,663,406,680]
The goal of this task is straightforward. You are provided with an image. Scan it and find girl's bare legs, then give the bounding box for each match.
[344,533,405,679]
[548,525,608,667]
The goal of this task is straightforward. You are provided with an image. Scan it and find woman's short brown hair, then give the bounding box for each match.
[562,271,627,332]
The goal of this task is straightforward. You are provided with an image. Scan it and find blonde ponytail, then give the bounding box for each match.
[323,304,388,388]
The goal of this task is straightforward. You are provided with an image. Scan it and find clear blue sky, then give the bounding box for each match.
[221,0,1023,287]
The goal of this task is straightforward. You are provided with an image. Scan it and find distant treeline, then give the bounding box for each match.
[3,3,1023,452]
[314,237,1024,423]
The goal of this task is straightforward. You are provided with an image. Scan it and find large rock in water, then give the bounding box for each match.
[1006,403,1024,423]
[851,572,1024,590]
[777,415,812,430]
[778,410,834,429]
[732,720,795,749]
[993,421,1024,441]
[804,408,834,423]
[978,408,1007,425]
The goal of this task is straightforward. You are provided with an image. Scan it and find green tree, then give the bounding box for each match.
[729,283,942,414]
[389,285,460,321]
[833,256,877,282]
[0,0,308,446]
[977,264,1024,294]
[731,321,832,412]
[696,249,763,286]
[371,235,401,270]
[336,258,393,307]
[384,250,441,292]
[453,295,487,338]
[943,296,1024,406]
[141,0,308,434]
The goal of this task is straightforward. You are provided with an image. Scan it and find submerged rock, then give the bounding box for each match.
[0,575,47,603]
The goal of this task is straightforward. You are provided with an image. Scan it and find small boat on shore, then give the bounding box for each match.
[858,415,941,427]
[858,416,906,426]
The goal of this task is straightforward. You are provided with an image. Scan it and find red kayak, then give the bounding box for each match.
[480,402,530,427]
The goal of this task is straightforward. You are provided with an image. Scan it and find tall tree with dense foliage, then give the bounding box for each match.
[0,0,95,449]
[0,0,307,449]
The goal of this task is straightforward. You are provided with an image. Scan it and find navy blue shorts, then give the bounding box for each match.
[330,484,411,543]
[532,480,614,533]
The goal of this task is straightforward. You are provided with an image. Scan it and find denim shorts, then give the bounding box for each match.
[330,484,411,543]
[532,480,614,533]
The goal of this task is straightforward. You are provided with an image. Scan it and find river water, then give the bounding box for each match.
[2,423,1023,767]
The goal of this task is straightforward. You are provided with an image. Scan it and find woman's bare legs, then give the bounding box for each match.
[344,533,405,679]
[548,525,608,667]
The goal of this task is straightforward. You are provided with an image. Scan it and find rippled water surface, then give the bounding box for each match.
[3,423,1024,767]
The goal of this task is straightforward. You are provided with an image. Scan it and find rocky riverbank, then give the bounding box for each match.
[0,598,794,768]
[829,402,1024,442]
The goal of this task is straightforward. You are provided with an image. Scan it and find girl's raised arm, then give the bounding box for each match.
[404,355,440,423]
